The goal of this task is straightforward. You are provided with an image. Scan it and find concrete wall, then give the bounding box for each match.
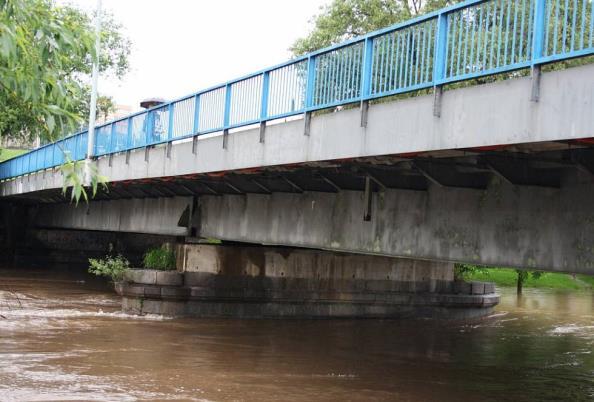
[178,243,453,283]
[197,174,594,274]
[33,196,191,236]
[119,244,497,319]
[3,63,594,197]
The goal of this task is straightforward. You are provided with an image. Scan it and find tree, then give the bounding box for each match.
[97,96,116,122]
[291,0,459,56]
[454,263,489,281]
[516,270,545,295]
[0,0,130,144]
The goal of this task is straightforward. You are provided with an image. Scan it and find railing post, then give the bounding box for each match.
[145,112,153,162]
[531,0,547,102]
[193,95,201,135]
[433,12,449,117]
[167,103,175,141]
[109,123,116,166]
[126,118,133,148]
[259,71,270,143]
[166,103,175,158]
[51,143,56,168]
[147,112,155,145]
[304,55,316,136]
[223,84,232,149]
[74,134,80,161]
[192,94,200,154]
[125,118,132,164]
[360,37,374,127]
[109,123,116,153]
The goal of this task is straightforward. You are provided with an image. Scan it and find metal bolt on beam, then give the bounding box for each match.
[192,136,198,155]
[531,65,542,102]
[360,100,369,128]
[259,122,266,143]
[222,129,229,149]
[433,86,443,118]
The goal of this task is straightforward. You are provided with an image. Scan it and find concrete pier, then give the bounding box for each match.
[119,244,499,319]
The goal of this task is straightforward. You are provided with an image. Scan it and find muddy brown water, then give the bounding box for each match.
[0,267,592,401]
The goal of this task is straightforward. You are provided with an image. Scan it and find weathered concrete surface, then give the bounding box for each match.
[3,63,594,197]
[177,243,454,288]
[124,269,183,286]
[33,197,191,236]
[196,174,594,274]
[118,244,498,319]
[29,164,594,274]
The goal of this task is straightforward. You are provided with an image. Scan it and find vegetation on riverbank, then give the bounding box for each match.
[0,148,27,162]
[88,254,130,282]
[465,268,594,291]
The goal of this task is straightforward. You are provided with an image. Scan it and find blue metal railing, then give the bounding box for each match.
[1,0,593,181]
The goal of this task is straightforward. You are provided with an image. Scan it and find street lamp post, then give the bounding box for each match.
[85,0,102,183]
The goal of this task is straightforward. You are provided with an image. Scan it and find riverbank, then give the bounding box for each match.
[465,268,594,291]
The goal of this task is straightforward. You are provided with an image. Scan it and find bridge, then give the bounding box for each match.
[1,0,593,317]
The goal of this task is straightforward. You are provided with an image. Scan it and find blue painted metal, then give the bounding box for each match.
[167,103,174,140]
[361,38,373,97]
[1,0,593,181]
[433,13,449,85]
[260,71,270,121]
[126,117,132,149]
[305,56,317,109]
[223,84,232,129]
[109,122,116,154]
[532,0,547,64]
[193,94,201,134]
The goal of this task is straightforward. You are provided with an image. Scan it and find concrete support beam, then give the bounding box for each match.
[33,197,192,236]
[196,173,594,274]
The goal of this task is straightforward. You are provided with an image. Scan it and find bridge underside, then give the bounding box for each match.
[8,143,593,275]
[2,64,594,275]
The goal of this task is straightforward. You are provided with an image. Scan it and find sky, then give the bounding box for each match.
[62,0,329,111]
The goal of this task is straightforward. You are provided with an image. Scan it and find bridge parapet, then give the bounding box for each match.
[1,0,593,181]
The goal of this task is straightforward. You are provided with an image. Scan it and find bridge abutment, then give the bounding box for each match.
[9,227,176,269]
[119,244,499,319]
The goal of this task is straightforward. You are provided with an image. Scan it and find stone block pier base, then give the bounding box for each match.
[118,244,499,319]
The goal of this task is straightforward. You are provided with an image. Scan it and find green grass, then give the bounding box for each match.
[467,268,594,291]
[0,148,27,162]
[576,274,594,287]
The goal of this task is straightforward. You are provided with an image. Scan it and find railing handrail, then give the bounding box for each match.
[1,0,593,180]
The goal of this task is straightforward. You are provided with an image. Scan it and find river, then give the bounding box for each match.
[0,267,592,402]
